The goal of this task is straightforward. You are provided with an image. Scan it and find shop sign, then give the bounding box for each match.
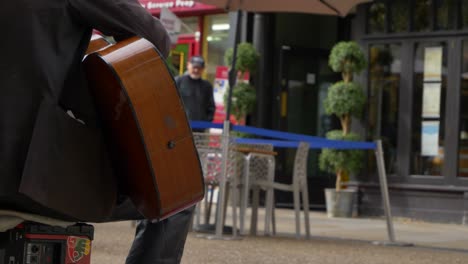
[139,0,219,14]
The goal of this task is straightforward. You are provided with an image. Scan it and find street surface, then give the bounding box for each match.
[91,221,468,264]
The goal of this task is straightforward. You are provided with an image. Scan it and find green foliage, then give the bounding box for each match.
[319,131,365,175]
[232,131,255,138]
[324,81,366,118]
[224,83,256,121]
[223,42,259,121]
[319,41,367,187]
[165,55,179,77]
[224,42,260,74]
[368,3,386,32]
[326,130,361,141]
[329,41,367,75]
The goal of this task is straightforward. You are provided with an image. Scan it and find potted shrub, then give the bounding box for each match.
[319,41,367,218]
[224,42,259,125]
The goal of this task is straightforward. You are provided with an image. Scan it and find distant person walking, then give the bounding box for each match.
[176,56,215,132]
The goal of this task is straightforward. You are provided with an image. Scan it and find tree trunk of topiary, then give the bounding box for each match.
[237,71,244,82]
[340,114,351,136]
[342,72,353,83]
[336,169,344,192]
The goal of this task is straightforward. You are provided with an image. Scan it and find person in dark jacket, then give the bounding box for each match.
[176,56,215,129]
[0,1,192,263]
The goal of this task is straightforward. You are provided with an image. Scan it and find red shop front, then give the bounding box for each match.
[139,0,229,80]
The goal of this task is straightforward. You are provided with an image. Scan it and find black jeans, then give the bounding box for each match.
[125,207,194,264]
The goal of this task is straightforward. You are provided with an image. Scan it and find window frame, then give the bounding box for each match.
[366,0,463,36]
[358,4,468,186]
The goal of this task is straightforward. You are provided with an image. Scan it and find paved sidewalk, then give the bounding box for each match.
[91,208,468,264]
[221,207,468,251]
[198,189,468,250]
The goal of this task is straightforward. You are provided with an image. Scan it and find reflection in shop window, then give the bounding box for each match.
[367,2,386,34]
[389,0,409,33]
[414,0,431,32]
[366,1,462,34]
[204,14,230,84]
[463,1,468,29]
[435,0,456,30]
[458,41,468,177]
[180,17,199,35]
[411,42,446,176]
[368,44,401,174]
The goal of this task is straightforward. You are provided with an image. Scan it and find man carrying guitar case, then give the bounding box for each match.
[0,1,201,263]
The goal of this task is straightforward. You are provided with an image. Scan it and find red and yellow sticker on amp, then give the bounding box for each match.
[67,236,92,264]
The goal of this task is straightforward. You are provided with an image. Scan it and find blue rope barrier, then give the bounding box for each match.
[235,138,301,148]
[190,121,376,150]
[191,121,224,130]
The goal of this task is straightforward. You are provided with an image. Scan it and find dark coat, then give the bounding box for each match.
[175,75,215,122]
[0,0,171,222]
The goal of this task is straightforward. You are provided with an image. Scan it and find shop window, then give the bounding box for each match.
[367,2,386,34]
[204,14,230,83]
[411,42,447,176]
[458,41,468,177]
[389,0,409,33]
[463,1,468,28]
[368,44,401,174]
[180,17,199,35]
[414,0,432,32]
[435,0,456,30]
[366,0,463,34]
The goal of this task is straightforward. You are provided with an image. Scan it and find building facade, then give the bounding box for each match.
[137,1,468,223]
[250,1,468,223]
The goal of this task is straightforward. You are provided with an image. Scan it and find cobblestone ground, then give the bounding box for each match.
[91,221,468,264]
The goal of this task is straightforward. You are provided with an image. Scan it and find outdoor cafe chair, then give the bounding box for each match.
[253,142,311,238]
[192,132,243,236]
[235,143,276,235]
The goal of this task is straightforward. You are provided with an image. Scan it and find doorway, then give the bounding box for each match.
[274,45,340,209]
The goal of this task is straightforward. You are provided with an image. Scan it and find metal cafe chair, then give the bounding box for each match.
[235,143,276,236]
[192,132,243,236]
[253,142,311,238]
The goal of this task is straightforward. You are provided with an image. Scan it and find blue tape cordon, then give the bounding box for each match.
[190,121,376,150]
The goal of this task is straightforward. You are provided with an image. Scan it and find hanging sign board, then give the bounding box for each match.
[160,8,182,44]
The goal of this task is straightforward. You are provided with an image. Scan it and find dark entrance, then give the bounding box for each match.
[273,45,340,209]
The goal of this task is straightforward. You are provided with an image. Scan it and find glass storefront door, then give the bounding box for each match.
[275,46,340,208]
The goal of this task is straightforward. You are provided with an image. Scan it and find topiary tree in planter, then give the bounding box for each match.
[319,41,367,217]
[224,42,260,124]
